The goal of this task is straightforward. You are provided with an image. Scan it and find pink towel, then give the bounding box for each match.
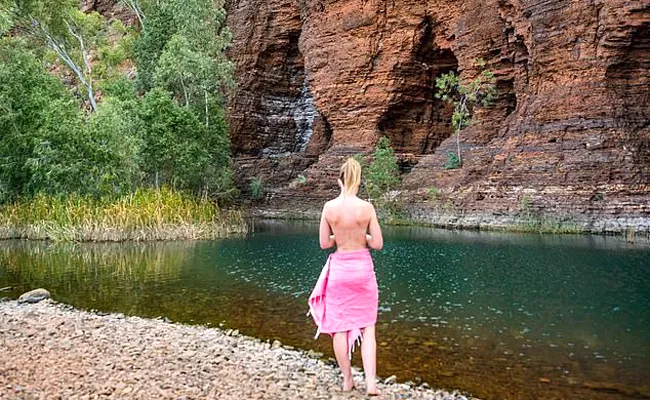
[308,248,378,358]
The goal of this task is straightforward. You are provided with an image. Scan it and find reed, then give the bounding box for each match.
[0,188,248,242]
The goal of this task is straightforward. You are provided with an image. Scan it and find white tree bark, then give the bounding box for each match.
[65,20,97,111]
[121,0,145,28]
[32,17,97,111]
[204,89,209,127]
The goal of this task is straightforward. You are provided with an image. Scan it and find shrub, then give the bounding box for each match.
[0,39,86,201]
[249,177,264,200]
[136,88,231,195]
[427,186,441,201]
[366,137,400,201]
[443,152,461,170]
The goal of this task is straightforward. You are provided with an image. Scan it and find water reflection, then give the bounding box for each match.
[0,241,193,311]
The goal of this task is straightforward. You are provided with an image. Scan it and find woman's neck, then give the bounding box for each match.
[339,189,358,198]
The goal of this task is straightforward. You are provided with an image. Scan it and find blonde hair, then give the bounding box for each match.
[339,158,361,194]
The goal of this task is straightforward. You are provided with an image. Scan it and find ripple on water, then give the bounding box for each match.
[0,223,649,400]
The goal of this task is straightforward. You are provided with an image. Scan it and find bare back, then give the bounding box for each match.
[320,195,383,251]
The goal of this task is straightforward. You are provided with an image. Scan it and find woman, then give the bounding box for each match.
[308,157,383,396]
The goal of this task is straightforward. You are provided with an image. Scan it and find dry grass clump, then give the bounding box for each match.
[0,188,247,241]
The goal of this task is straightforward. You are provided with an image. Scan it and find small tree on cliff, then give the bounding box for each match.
[366,137,400,201]
[435,61,496,169]
[365,137,403,219]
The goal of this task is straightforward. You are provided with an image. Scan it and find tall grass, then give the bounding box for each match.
[0,188,248,242]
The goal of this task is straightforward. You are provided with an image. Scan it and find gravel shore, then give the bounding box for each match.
[0,300,476,400]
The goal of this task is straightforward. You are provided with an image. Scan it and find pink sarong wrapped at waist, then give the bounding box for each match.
[308,248,378,357]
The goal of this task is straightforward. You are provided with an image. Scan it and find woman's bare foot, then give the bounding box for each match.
[342,377,355,392]
[366,386,381,396]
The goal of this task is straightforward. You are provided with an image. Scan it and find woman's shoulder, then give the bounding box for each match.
[323,197,339,207]
[357,197,375,209]
[324,196,374,210]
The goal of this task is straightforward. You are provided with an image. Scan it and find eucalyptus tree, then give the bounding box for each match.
[133,0,234,126]
[3,0,111,111]
[130,0,234,196]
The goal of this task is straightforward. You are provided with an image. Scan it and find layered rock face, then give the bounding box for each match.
[229,0,650,231]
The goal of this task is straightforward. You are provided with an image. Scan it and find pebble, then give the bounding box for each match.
[0,300,480,400]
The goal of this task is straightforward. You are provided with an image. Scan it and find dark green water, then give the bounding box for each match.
[1,221,648,400]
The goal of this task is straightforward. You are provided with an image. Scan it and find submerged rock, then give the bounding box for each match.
[18,288,51,304]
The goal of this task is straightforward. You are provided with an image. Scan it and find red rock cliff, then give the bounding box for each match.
[229,0,650,232]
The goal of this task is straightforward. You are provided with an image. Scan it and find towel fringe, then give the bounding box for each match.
[348,329,364,360]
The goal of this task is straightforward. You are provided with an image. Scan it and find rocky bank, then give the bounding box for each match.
[0,300,477,400]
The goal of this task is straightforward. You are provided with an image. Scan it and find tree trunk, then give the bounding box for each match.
[66,20,97,111]
[204,90,209,127]
[181,77,189,107]
[36,19,96,111]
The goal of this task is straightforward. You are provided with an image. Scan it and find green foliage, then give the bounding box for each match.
[96,23,135,75]
[363,137,404,220]
[81,98,142,194]
[24,96,87,195]
[133,0,234,131]
[0,39,232,202]
[435,61,496,168]
[153,32,230,116]
[134,0,233,106]
[0,2,14,36]
[366,137,400,201]
[427,186,441,201]
[133,3,174,91]
[6,1,140,111]
[21,97,142,198]
[0,39,83,201]
[249,177,264,200]
[443,152,461,170]
[5,0,78,39]
[98,75,137,101]
[0,0,235,205]
[136,88,230,194]
[520,194,532,220]
[129,0,236,196]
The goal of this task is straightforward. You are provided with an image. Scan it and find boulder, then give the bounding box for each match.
[17,288,51,304]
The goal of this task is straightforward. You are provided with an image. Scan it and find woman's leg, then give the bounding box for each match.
[361,325,380,395]
[333,332,354,391]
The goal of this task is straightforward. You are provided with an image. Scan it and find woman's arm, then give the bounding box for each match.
[366,204,383,250]
[319,204,335,249]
